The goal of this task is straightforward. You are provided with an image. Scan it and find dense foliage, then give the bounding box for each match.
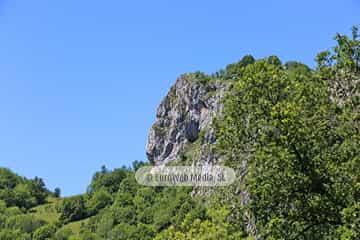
[0,165,248,239]
[0,168,50,210]
[217,26,359,239]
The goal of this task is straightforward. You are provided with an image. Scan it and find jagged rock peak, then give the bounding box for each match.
[146,73,229,165]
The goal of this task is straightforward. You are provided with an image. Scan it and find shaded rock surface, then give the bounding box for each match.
[146,74,228,165]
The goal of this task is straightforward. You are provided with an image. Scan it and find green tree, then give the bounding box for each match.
[267,55,282,66]
[87,188,112,215]
[316,25,360,105]
[88,167,128,194]
[59,196,87,223]
[54,187,61,198]
[32,224,57,240]
[217,58,359,239]
[155,204,248,240]
[225,54,255,79]
[336,203,360,239]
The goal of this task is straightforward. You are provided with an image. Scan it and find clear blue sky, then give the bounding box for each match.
[0,0,358,196]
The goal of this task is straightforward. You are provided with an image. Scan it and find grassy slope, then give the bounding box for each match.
[30,197,61,223]
[30,196,91,236]
[60,218,90,236]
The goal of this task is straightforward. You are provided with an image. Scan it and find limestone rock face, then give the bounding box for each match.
[145,73,259,238]
[146,74,228,165]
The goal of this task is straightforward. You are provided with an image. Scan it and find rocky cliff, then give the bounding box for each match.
[146,73,228,165]
[146,73,258,237]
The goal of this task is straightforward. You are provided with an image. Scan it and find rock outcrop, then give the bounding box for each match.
[146,73,259,238]
[146,74,228,165]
